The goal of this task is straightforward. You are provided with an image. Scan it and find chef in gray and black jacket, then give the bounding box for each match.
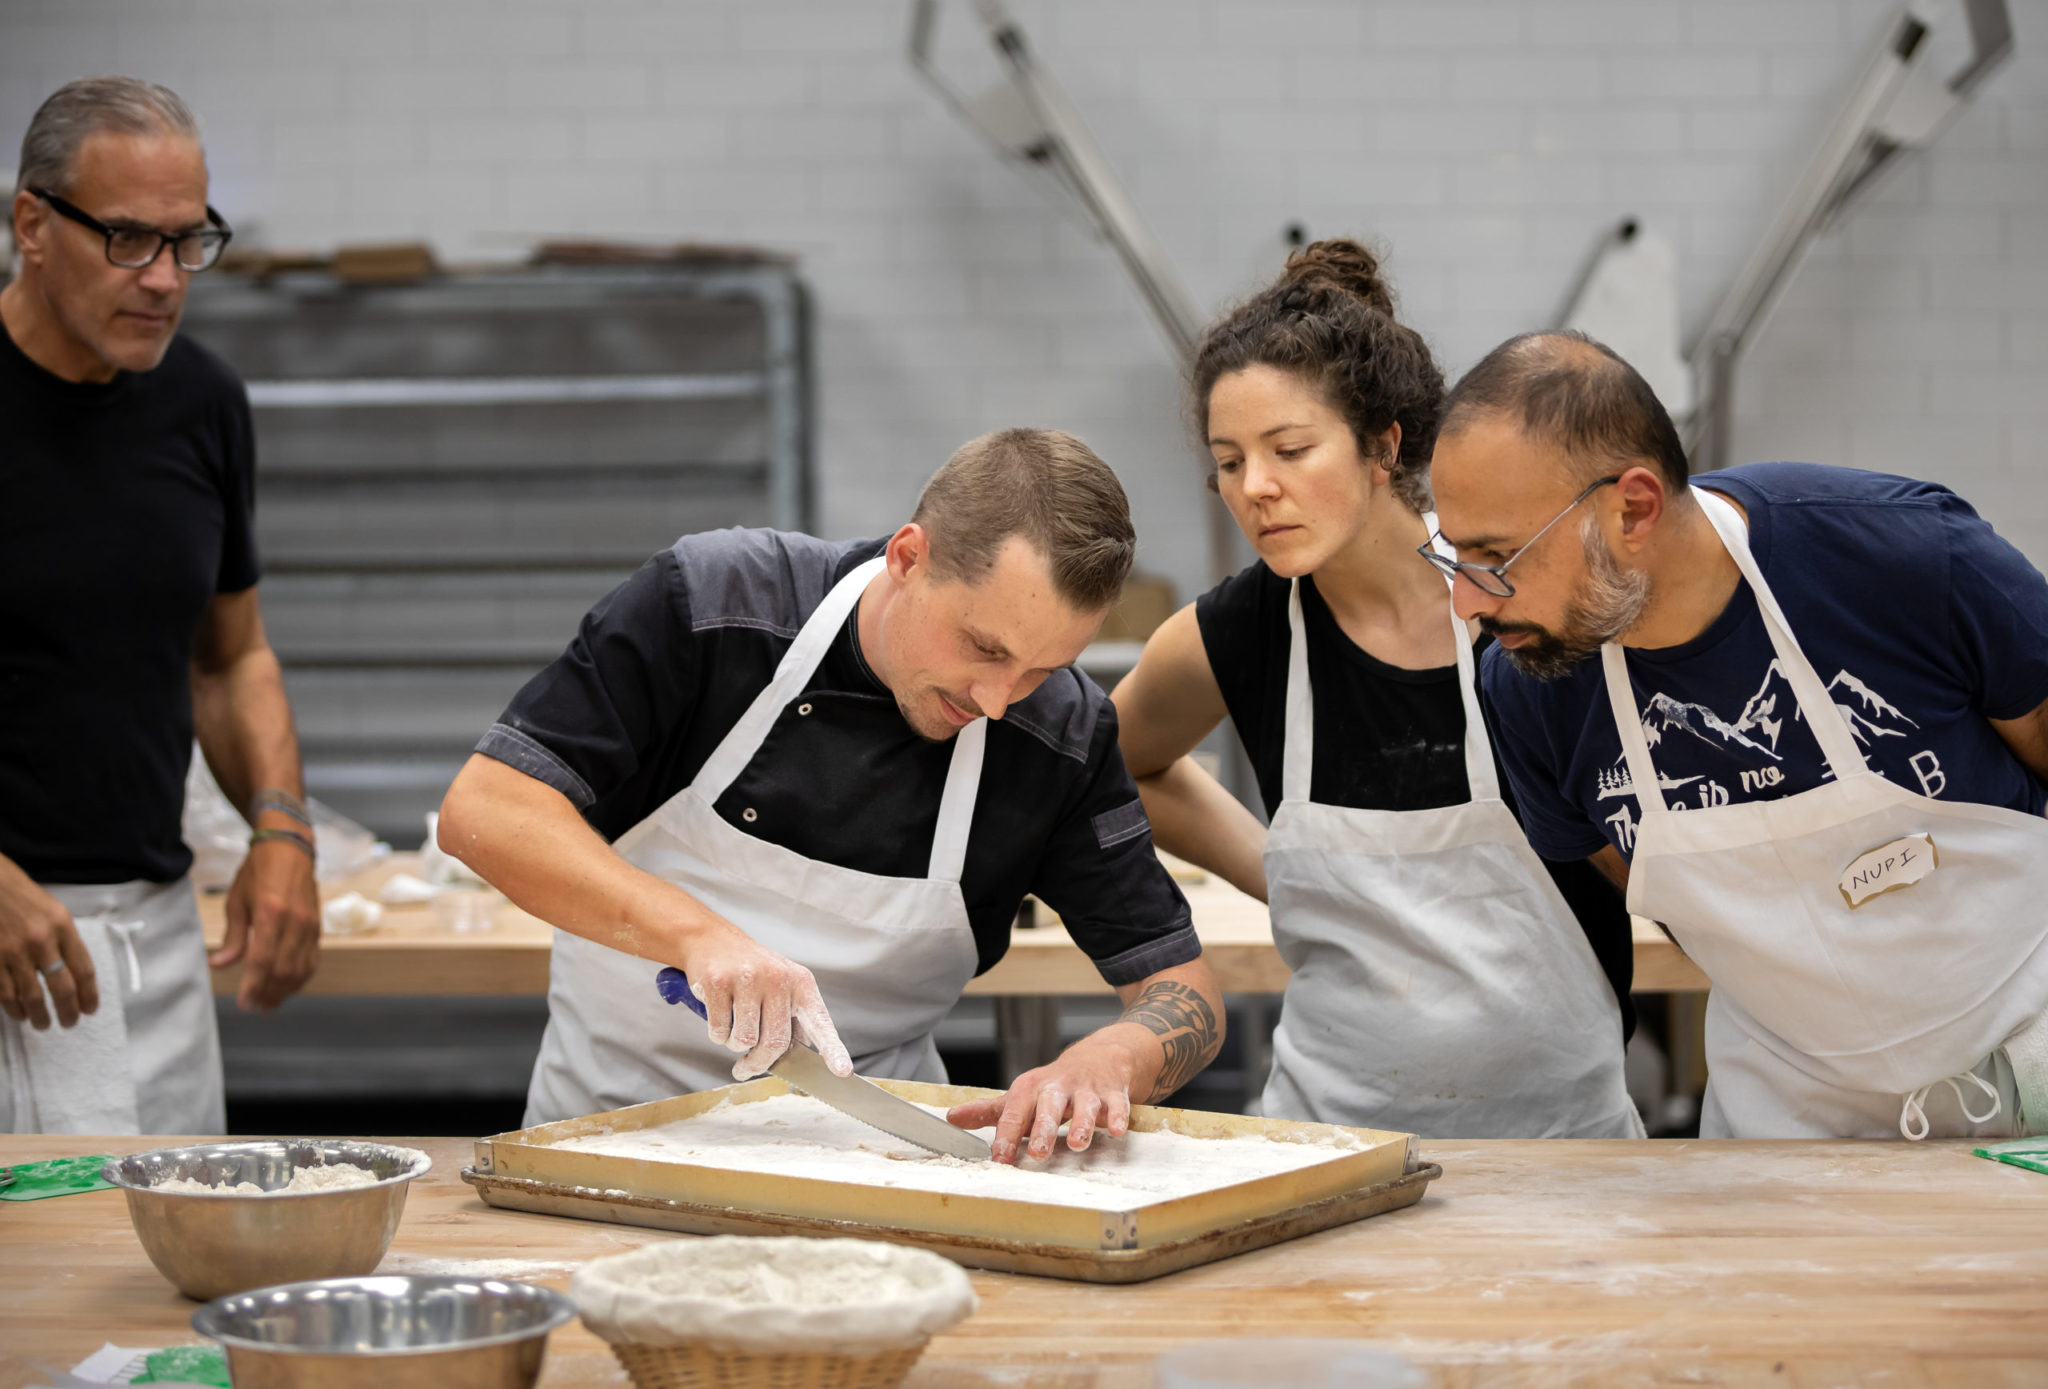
[440,428,1222,1165]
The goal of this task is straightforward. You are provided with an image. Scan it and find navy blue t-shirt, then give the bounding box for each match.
[1484,463,2048,863]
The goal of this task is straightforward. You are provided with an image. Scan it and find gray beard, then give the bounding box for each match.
[1492,517,1652,681]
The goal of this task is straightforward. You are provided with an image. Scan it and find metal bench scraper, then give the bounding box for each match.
[654,967,990,1161]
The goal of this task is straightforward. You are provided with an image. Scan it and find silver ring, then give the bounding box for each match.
[38,959,66,977]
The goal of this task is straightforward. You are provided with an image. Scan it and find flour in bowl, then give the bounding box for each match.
[155,1163,384,1195]
[549,1093,1364,1209]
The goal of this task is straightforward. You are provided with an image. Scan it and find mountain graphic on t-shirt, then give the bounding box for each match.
[1640,691,1782,760]
[1809,669,1919,746]
[1731,660,1919,755]
[1733,660,1794,751]
[1591,688,1779,800]
[1595,660,1924,803]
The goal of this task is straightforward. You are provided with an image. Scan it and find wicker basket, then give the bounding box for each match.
[574,1235,975,1388]
[607,1339,930,1389]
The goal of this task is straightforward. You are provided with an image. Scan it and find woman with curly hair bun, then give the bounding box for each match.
[1111,239,1640,1137]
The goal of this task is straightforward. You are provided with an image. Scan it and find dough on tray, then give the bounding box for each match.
[550,1092,1364,1209]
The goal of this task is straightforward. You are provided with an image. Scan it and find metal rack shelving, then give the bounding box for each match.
[180,261,812,843]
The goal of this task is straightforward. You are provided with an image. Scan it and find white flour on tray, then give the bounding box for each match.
[548,1093,1365,1208]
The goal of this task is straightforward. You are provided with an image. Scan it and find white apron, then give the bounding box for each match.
[1602,488,2048,1139]
[525,556,987,1125]
[1259,533,1641,1138]
[1,877,223,1135]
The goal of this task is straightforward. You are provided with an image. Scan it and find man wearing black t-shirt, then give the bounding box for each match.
[439,429,1223,1165]
[0,78,320,1134]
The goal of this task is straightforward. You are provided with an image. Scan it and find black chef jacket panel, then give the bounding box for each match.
[0,325,260,884]
[479,528,1196,984]
[723,684,951,872]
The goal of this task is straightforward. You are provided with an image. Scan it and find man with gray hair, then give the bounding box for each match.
[1,77,321,1134]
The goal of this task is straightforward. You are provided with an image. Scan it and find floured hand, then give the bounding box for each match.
[949,962,1226,1163]
[677,922,853,1081]
[946,1034,1141,1164]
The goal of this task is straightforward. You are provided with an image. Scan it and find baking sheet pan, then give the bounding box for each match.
[464,1077,1436,1282]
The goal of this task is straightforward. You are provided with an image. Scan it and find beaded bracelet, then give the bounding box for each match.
[250,826,317,860]
[252,789,312,827]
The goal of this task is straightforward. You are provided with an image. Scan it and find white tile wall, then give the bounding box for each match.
[5,0,2046,590]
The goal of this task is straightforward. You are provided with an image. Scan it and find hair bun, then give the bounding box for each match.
[1282,238,1394,316]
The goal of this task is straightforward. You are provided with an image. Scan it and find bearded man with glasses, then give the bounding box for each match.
[0,78,320,1136]
[1428,330,2048,1144]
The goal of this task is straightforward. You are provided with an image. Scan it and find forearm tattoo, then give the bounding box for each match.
[1119,979,1220,1099]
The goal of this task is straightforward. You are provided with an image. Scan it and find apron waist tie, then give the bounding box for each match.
[102,920,147,995]
[1899,1067,2002,1141]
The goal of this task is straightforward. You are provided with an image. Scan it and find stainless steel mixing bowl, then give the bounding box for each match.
[104,1140,432,1300]
[190,1275,577,1389]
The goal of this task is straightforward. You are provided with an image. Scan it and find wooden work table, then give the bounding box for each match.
[3,1132,2043,1386]
[202,854,1709,998]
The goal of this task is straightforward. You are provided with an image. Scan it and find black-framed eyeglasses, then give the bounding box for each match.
[1418,474,1622,598]
[29,187,233,272]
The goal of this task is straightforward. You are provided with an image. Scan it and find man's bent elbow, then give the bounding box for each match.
[436,756,501,863]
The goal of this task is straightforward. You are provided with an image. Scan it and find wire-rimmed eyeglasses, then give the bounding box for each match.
[1418,475,1622,598]
[29,187,233,272]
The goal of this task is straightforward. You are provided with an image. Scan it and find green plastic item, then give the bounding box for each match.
[0,1153,117,1201]
[1974,1136,2048,1176]
[133,1344,232,1386]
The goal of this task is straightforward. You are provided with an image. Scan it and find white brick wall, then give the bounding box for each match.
[5,0,2046,591]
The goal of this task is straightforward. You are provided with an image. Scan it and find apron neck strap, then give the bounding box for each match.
[1602,643,1668,813]
[925,716,984,883]
[1428,514,1501,804]
[1281,517,1501,808]
[691,553,987,883]
[693,555,885,802]
[1599,487,1871,811]
[1282,579,1314,804]
[1693,487,1869,778]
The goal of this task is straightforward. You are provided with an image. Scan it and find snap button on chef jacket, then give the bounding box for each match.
[477,528,1200,990]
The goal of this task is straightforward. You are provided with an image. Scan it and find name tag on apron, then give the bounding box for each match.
[1838,833,1938,909]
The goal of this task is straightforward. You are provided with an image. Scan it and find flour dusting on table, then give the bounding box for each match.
[548,1092,1362,1208]
[380,1253,586,1280]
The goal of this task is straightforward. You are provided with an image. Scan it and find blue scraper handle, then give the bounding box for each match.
[655,966,708,1020]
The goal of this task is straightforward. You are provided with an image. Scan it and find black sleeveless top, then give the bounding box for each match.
[1196,561,1636,1037]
